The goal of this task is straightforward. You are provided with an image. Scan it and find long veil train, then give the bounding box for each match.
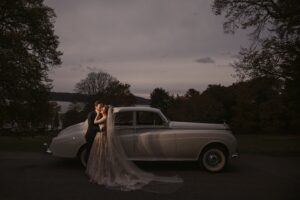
[104,106,183,192]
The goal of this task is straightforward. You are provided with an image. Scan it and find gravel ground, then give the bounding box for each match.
[0,152,299,200]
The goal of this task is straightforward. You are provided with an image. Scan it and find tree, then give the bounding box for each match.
[212,0,300,82]
[184,88,200,98]
[212,0,300,131]
[195,93,225,123]
[75,71,135,113]
[166,95,186,121]
[0,0,62,128]
[101,80,135,106]
[75,71,115,96]
[230,78,286,133]
[182,89,201,122]
[150,88,173,115]
[3,88,52,133]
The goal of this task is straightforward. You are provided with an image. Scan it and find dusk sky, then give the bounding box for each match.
[46,0,250,98]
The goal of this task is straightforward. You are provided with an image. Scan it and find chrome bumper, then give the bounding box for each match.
[231,153,239,158]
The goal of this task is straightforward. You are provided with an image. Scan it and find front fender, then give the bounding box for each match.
[50,134,86,158]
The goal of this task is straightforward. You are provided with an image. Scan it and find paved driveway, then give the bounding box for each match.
[0,152,299,200]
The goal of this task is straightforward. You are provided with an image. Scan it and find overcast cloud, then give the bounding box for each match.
[46,0,250,97]
[195,57,215,63]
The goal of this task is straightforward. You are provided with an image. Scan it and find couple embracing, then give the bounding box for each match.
[84,101,183,192]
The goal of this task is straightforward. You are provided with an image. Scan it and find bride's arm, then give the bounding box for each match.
[94,115,107,124]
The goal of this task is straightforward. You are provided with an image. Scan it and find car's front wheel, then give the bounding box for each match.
[78,146,87,168]
[200,146,227,172]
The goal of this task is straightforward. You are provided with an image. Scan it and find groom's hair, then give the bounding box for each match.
[94,100,103,107]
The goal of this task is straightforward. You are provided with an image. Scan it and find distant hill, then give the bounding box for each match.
[49,92,150,105]
[49,92,89,102]
[134,95,150,105]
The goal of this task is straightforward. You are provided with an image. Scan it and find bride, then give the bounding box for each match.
[85,105,183,192]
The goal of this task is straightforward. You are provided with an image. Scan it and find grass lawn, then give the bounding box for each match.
[0,136,53,152]
[236,134,300,156]
[0,134,299,156]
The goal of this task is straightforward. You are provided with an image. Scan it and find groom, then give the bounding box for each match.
[85,100,103,162]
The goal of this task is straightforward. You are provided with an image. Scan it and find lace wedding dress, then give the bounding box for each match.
[85,107,183,192]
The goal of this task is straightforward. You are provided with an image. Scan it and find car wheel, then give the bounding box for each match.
[200,146,227,172]
[78,146,87,168]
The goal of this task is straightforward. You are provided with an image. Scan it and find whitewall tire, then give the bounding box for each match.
[200,146,227,172]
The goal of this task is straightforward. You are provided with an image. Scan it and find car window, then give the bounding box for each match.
[114,111,133,126]
[136,111,164,126]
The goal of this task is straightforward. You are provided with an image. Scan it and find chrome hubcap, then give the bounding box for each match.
[206,152,220,166]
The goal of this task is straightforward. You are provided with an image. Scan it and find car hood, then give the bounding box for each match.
[169,121,228,130]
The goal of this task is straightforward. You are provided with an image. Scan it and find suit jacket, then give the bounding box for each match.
[85,111,100,142]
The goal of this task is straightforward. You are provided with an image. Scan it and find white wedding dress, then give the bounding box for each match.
[85,107,183,192]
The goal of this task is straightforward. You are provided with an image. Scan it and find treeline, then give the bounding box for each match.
[150,78,299,134]
[208,1,300,133]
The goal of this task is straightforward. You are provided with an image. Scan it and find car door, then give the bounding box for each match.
[114,111,135,157]
[133,111,175,160]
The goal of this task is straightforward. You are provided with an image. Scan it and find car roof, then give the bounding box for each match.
[113,106,160,113]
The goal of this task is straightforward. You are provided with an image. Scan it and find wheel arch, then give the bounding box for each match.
[77,143,87,158]
[77,143,88,167]
[198,142,229,160]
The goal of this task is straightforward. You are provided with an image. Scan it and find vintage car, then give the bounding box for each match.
[48,106,238,172]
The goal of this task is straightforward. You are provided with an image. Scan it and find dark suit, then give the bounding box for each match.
[85,111,100,162]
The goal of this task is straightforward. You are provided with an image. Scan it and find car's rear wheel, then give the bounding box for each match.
[200,146,227,172]
[78,146,87,168]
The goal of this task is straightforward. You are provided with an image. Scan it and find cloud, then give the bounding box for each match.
[195,57,215,64]
[86,66,101,72]
[70,64,84,71]
[231,54,240,59]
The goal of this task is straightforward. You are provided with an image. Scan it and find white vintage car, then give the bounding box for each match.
[48,106,238,172]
